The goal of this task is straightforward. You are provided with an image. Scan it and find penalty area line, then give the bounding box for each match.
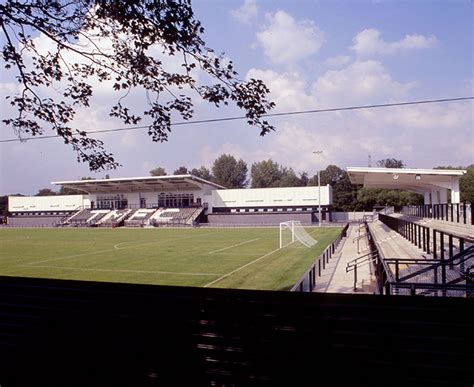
[208,237,261,254]
[203,247,281,288]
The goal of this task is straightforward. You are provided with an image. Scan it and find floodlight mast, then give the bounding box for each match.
[313,150,323,227]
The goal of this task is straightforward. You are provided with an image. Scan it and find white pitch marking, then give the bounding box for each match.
[26,233,211,265]
[212,252,261,257]
[1,236,31,242]
[18,264,223,277]
[208,237,261,255]
[203,247,281,288]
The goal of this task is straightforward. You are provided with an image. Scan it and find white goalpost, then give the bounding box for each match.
[279,220,318,249]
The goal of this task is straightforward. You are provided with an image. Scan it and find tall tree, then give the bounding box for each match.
[298,172,309,187]
[149,167,167,176]
[58,186,85,195]
[279,167,305,187]
[173,166,188,175]
[190,166,213,181]
[212,154,248,188]
[376,158,406,168]
[250,159,282,188]
[1,0,275,171]
[35,188,57,196]
[251,160,307,188]
[460,165,474,203]
[357,188,423,210]
[435,165,474,203]
[309,165,361,211]
[0,196,8,218]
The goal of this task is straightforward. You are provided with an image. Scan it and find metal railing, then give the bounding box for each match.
[366,223,474,297]
[378,213,472,259]
[401,203,473,225]
[346,251,378,291]
[291,223,349,292]
[352,233,369,254]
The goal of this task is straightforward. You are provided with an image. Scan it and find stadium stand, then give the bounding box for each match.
[362,214,474,297]
[58,206,203,228]
[96,209,133,227]
[150,207,203,226]
[66,209,111,227]
[124,208,157,227]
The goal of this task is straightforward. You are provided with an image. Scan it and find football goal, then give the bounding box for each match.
[279,221,318,249]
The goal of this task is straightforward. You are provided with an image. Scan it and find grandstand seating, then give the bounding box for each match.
[97,209,132,227]
[67,209,111,227]
[60,206,204,228]
[149,207,203,227]
[124,209,157,227]
[365,215,474,297]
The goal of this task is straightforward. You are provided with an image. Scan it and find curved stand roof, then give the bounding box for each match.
[347,167,466,204]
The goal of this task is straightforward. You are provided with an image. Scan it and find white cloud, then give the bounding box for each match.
[257,99,473,173]
[241,56,472,172]
[246,68,315,111]
[313,60,415,107]
[0,82,20,95]
[351,29,437,56]
[256,10,325,66]
[230,0,259,24]
[357,100,473,131]
[325,55,351,68]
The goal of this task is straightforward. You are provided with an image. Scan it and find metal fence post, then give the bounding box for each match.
[426,230,430,255]
[354,265,357,291]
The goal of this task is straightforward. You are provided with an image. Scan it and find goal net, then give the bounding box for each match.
[279,221,318,249]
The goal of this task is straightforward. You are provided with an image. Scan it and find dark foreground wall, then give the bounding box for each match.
[0,276,473,387]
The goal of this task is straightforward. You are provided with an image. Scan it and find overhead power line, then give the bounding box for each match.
[0,96,472,144]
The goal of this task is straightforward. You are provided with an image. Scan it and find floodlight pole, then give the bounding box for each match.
[313,150,323,227]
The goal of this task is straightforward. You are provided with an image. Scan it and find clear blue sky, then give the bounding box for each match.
[0,0,472,194]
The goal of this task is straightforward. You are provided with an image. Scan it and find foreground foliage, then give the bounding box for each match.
[1,0,275,170]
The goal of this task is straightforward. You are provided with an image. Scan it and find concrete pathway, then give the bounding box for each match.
[314,223,375,294]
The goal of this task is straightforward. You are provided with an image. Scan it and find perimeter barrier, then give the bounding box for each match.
[291,223,349,292]
[401,202,473,225]
[0,275,473,387]
[378,213,472,261]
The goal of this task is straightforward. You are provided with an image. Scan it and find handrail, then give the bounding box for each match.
[346,251,378,272]
[352,232,368,253]
[389,281,474,296]
[352,234,367,242]
[346,251,378,291]
[378,213,473,260]
[368,215,473,296]
[401,202,473,225]
[386,245,474,283]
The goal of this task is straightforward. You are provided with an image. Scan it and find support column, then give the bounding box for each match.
[439,189,448,205]
[423,191,431,205]
[451,179,461,204]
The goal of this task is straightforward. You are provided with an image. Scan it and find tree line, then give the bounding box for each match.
[2,157,472,216]
[149,155,473,211]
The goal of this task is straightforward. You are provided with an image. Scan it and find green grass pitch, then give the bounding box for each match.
[0,226,342,291]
